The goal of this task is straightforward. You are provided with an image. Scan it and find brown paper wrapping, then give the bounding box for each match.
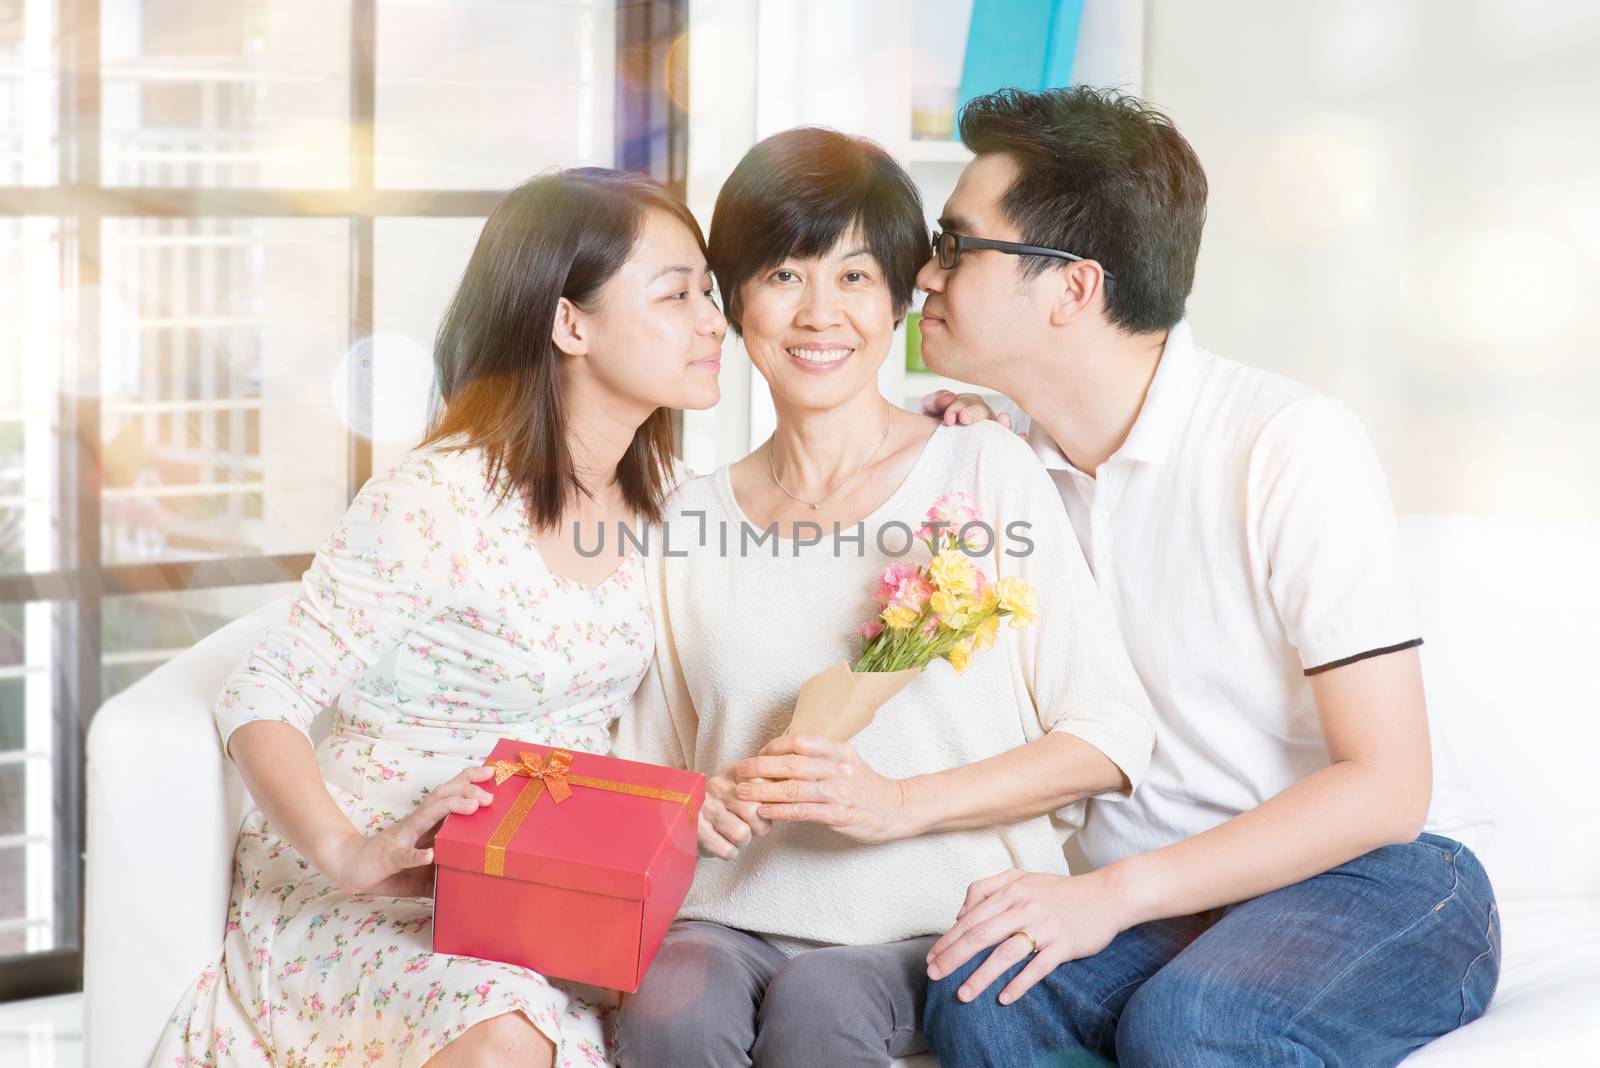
[783,662,921,742]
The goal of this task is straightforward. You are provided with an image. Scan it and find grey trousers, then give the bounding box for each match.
[614,919,936,1068]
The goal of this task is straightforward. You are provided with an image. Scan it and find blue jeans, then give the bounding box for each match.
[924,834,1500,1068]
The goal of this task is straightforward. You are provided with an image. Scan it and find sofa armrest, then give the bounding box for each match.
[84,597,292,1068]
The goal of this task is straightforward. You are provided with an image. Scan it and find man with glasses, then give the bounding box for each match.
[930,228,1112,279]
[917,86,1498,1067]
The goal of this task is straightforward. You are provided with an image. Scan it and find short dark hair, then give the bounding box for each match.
[422,167,702,528]
[958,86,1207,334]
[708,127,927,333]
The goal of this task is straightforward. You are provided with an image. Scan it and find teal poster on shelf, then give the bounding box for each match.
[955,0,1086,136]
[1042,0,1086,88]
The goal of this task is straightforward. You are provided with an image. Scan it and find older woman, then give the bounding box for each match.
[612,129,1154,1066]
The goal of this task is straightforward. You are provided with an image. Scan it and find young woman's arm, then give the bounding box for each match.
[215,453,487,892]
[228,721,495,894]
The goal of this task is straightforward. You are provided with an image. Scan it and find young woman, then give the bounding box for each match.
[152,168,726,1068]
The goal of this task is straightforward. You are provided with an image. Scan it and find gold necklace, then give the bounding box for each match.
[767,412,894,511]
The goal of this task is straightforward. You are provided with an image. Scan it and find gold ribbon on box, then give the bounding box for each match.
[480,749,693,877]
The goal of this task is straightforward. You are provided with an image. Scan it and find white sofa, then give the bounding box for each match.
[84,515,1600,1067]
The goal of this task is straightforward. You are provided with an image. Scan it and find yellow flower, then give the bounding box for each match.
[978,581,1002,613]
[928,550,976,596]
[946,639,974,673]
[929,589,970,630]
[996,577,1038,629]
[972,614,1001,651]
[881,605,920,630]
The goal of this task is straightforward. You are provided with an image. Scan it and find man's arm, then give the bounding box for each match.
[926,645,1432,1002]
[1112,644,1431,918]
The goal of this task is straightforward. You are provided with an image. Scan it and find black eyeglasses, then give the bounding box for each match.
[931,230,1113,280]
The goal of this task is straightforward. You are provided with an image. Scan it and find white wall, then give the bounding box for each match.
[681,0,759,475]
[1144,0,1600,518]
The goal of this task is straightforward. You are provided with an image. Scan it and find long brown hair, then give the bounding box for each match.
[420,168,705,528]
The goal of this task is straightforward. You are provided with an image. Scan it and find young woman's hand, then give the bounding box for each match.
[323,765,498,896]
[734,734,910,844]
[699,763,773,859]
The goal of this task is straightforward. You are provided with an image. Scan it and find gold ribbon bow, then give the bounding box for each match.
[480,748,694,878]
[493,749,574,803]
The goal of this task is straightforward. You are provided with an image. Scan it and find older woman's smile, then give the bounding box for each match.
[786,343,856,370]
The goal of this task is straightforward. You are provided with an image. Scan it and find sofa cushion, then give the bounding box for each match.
[1402,896,1600,1064]
[1400,516,1600,901]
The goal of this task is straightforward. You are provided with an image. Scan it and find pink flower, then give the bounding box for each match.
[873,562,921,604]
[920,492,990,552]
[858,620,885,641]
[886,574,934,613]
[927,492,980,527]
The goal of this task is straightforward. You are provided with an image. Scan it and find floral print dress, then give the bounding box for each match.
[151,445,652,1068]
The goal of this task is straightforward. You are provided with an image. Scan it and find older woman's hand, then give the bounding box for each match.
[700,763,773,860]
[733,734,910,844]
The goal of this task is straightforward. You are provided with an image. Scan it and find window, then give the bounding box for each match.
[0,2,60,185]
[0,0,686,998]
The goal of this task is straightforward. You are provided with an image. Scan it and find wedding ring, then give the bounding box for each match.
[1013,929,1039,955]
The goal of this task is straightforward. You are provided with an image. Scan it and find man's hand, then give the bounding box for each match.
[921,389,1012,430]
[699,762,773,859]
[734,734,910,844]
[925,867,1133,1005]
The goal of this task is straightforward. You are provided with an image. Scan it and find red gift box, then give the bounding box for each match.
[432,739,704,992]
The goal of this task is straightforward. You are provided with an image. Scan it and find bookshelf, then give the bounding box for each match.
[891,1,1146,416]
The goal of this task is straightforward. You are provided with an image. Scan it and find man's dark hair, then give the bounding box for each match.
[958,86,1207,334]
[708,127,927,333]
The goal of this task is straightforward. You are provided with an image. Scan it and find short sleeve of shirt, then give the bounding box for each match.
[1249,396,1421,675]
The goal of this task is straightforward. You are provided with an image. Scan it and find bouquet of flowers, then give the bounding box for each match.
[785,493,1039,741]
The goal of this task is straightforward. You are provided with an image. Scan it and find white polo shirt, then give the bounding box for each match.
[1002,322,1491,869]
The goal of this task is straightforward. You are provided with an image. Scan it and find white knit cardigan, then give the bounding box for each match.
[615,421,1155,949]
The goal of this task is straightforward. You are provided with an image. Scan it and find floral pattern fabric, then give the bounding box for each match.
[151,445,651,1067]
